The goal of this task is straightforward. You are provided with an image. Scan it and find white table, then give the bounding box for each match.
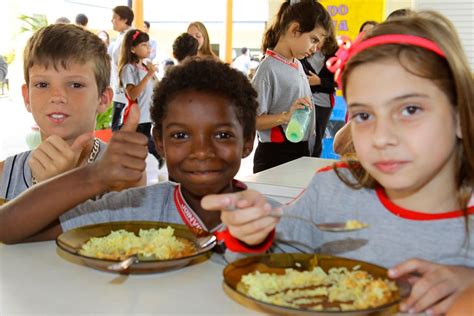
[238,157,337,203]
[0,241,260,315]
[0,241,418,316]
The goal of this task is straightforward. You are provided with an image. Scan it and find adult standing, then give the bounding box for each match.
[300,26,338,157]
[187,21,218,58]
[143,21,157,61]
[109,6,134,131]
[75,13,88,29]
[0,55,7,81]
[232,47,251,77]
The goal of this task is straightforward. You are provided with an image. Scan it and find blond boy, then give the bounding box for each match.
[0,24,113,200]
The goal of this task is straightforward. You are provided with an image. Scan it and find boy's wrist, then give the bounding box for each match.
[82,164,108,194]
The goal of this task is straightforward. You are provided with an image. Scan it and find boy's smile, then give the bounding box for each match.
[156,90,252,200]
[22,62,109,145]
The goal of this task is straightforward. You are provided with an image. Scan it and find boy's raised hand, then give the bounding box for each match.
[29,133,93,183]
[201,190,280,245]
[389,258,474,315]
[91,104,148,192]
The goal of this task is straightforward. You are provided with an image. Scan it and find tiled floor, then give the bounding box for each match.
[0,90,255,185]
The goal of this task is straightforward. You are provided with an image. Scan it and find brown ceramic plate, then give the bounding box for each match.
[223,253,402,315]
[56,221,216,273]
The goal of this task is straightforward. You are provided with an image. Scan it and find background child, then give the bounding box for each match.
[203,11,474,314]
[119,29,161,166]
[252,0,333,172]
[0,58,261,256]
[0,24,113,200]
[187,21,218,59]
[109,5,133,132]
[172,32,199,63]
[300,23,338,157]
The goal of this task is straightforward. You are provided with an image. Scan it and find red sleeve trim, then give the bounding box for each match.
[317,162,349,173]
[376,187,474,220]
[216,229,275,253]
[270,126,285,143]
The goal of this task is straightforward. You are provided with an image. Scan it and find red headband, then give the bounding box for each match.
[326,33,446,90]
[132,30,140,41]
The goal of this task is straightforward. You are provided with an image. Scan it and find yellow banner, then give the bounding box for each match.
[320,0,384,40]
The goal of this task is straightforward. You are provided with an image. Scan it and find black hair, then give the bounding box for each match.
[144,21,150,29]
[151,58,258,141]
[241,47,248,54]
[262,0,332,52]
[113,6,134,26]
[75,13,88,26]
[386,8,414,21]
[55,17,70,24]
[172,33,199,62]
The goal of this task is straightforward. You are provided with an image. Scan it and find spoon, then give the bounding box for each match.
[107,234,217,271]
[223,204,367,233]
[269,211,368,232]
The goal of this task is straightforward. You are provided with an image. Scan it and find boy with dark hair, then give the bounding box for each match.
[0,58,268,259]
[75,13,88,29]
[172,33,199,63]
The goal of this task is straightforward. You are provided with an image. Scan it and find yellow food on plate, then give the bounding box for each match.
[345,220,368,229]
[239,266,397,311]
[79,227,196,260]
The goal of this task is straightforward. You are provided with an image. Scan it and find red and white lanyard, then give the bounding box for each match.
[265,49,299,69]
[173,180,248,236]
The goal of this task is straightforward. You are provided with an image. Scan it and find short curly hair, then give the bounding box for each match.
[172,33,199,62]
[151,58,258,141]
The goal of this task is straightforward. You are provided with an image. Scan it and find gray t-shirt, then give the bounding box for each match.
[108,29,130,104]
[306,51,331,108]
[0,140,107,200]
[252,51,315,145]
[120,63,155,124]
[59,181,281,264]
[273,167,474,268]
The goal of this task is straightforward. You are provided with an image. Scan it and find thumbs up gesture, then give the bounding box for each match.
[91,104,148,191]
[29,132,94,183]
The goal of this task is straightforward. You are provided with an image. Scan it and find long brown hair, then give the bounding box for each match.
[261,0,332,52]
[118,29,149,89]
[187,21,217,58]
[336,11,473,220]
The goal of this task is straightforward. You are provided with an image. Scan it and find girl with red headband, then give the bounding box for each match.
[203,11,474,315]
[118,29,162,167]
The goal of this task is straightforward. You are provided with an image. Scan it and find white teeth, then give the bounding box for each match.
[51,114,65,119]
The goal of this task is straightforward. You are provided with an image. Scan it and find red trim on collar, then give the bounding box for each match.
[376,187,474,220]
[173,180,248,233]
[266,49,299,69]
[317,162,348,173]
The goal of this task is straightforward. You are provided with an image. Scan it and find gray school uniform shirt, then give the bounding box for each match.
[59,181,281,264]
[108,28,130,104]
[252,51,316,149]
[273,166,474,268]
[0,141,107,200]
[120,63,155,124]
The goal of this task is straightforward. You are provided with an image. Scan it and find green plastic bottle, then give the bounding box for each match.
[285,106,312,143]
